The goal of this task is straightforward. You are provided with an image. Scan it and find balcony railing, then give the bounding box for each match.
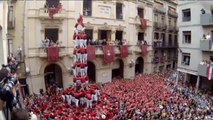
[200,39,212,51]
[38,8,66,19]
[198,64,208,77]
[153,7,166,14]
[154,22,167,30]
[153,42,178,49]
[200,13,213,26]
[168,10,178,18]
[38,46,66,58]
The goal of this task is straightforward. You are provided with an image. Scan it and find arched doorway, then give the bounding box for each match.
[88,61,96,83]
[44,64,63,89]
[112,59,124,79]
[135,57,144,74]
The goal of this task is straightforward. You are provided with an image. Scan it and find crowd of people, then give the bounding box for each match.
[23,70,213,120]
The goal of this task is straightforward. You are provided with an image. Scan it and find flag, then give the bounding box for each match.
[87,45,96,61]
[47,47,60,62]
[140,19,147,29]
[141,45,148,56]
[120,45,129,58]
[103,45,115,63]
[49,2,63,18]
[208,64,213,80]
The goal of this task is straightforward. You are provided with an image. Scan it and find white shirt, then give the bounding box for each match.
[30,112,38,120]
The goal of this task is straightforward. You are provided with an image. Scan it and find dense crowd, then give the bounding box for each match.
[24,70,213,120]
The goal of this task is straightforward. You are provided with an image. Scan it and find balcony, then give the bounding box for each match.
[38,8,67,20]
[154,22,167,31]
[28,47,66,58]
[200,39,212,51]
[198,64,208,77]
[200,13,213,26]
[91,45,125,55]
[168,25,174,32]
[153,7,166,14]
[153,42,178,49]
[168,10,178,18]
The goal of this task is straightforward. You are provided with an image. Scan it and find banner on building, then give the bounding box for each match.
[140,19,147,29]
[120,45,129,58]
[141,45,149,56]
[49,2,63,18]
[87,45,96,61]
[103,45,115,63]
[47,47,60,62]
[208,64,213,80]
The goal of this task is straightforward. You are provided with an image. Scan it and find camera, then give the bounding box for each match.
[0,65,18,110]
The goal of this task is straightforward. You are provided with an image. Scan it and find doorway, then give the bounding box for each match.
[112,59,124,79]
[135,57,144,74]
[44,64,63,89]
[87,61,96,83]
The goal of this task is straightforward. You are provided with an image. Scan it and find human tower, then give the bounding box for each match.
[63,15,100,108]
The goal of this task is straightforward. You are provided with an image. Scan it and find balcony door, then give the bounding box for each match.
[98,30,111,41]
[46,0,59,8]
[45,28,59,43]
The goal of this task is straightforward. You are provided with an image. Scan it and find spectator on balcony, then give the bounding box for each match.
[84,8,90,16]
[44,1,49,13]
[206,33,211,40]
[122,39,128,45]
[102,39,107,45]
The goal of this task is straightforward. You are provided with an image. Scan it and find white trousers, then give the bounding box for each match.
[84,66,88,76]
[86,98,92,108]
[73,55,77,63]
[76,67,80,75]
[73,40,77,48]
[80,97,86,105]
[76,40,81,48]
[72,68,76,77]
[83,40,87,47]
[83,54,87,63]
[79,39,84,48]
[73,98,79,107]
[77,53,81,62]
[80,68,85,76]
[80,54,84,63]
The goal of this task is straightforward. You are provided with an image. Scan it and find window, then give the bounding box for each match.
[168,34,172,46]
[183,31,191,44]
[138,32,144,41]
[168,18,171,26]
[98,30,111,41]
[45,28,59,43]
[154,32,159,40]
[161,15,165,24]
[83,0,92,16]
[182,9,191,22]
[154,14,158,22]
[116,31,123,41]
[182,53,190,65]
[137,8,144,18]
[174,35,178,46]
[85,29,93,40]
[161,33,165,45]
[116,3,123,19]
[8,6,15,29]
[210,56,213,62]
[46,0,59,8]
[7,39,13,55]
